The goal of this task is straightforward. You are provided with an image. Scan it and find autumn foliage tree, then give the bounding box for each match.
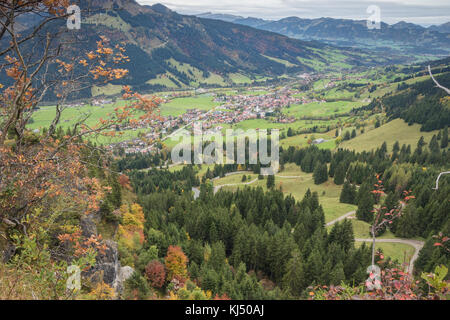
[0,1,161,297]
[164,245,188,281]
[145,260,166,288]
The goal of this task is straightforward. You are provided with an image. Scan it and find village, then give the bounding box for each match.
[106,82,336,154]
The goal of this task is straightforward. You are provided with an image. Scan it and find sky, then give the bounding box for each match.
[137,0,450,26]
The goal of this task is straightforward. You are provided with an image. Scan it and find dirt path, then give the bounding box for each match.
[355,238,425,275]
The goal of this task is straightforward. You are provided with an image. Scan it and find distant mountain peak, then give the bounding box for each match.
[150,3,173,14]
[392,21,424,29]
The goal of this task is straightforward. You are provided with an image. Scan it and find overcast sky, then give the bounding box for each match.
[137,0,450,26]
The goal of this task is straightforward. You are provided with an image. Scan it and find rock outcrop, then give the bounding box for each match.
[80,213,134,296]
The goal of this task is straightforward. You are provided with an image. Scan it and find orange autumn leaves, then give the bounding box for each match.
[85,37,130,82]
[165,245,189,281]
[0,141,107,222]
[58,229,107,259]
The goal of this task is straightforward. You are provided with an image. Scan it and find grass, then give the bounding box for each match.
[92,84,123,97]
[355,242,415,265]
[159,96,222,117]
[216,163,356,223]
[213,173,257,186]
[280,133,335,149]
[283,101,363,118]
[224,118,344,133]
[340,118,439,153]
[147,74,179,88]
[228,73,252,85]
[263,55,298,67]
[28,100,135,131]
[166,59,227,87]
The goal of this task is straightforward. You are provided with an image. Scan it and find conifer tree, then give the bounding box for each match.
[441,126,448,149]
[313,163,328,185]
[267,175,275,189]
[356,189,375,223]
[334,162,346,185]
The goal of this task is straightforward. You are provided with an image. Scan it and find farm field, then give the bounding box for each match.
[28,100,135,131]
[283,100,363,118]
[280,133,335,149]
[340,118,439,152]
[159,95,222,117]
[222,118,345,133]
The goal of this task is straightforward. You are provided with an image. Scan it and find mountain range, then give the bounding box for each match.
[197,13,450,56]
[2,0,434,100]
[72,0,389,92]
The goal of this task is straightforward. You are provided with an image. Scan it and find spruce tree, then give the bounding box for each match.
[356,190,374,222]
[313,163,328,185]
[329,262,346,285]
[343,131,351,141]
[267,175,275,189]
[441,126,448,149]
[333,162,346,185]
[340,181,357,204]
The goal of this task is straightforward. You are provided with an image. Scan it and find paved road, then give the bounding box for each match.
[191,177,258,199]
[191,171,425,275]
[323,205,424,275]
[325,211,356,227]
[214,178,258,193]
[355,238,425,275]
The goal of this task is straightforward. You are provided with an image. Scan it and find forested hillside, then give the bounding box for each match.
[359,71,450,131]
[112,127,449,299]
[0,0,391,100]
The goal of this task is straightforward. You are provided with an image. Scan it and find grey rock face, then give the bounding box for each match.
[80,213,133,296]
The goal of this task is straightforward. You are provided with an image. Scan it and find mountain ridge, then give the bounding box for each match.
[195,12,450,56]
[3,0,395,100]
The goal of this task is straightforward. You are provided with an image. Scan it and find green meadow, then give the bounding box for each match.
[159,95,222,117]
[341,118,439,153]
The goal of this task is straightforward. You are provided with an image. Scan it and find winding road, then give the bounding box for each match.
[326,210,424,275]
[190,171,425,274]
[214,178,258,193]
[325,210,356,227]
[355,238,424,275]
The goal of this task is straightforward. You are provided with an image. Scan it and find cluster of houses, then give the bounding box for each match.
[92,98,113,107]
[109,87,316,154]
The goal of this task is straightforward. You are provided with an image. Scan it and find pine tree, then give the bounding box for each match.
[282,249,306,296]
[287,127,294,137]
[333,162,346,185]
[356,190,374,223]
[329,261,346,285]
[209,241,226,271]
[343,131,351,141]
[313,163,328,185]
[429,135,439,153]
[441,126,448,149]
[267,175,275,189]
[340,181,357,204]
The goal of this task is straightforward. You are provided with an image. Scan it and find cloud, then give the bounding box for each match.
[137,0,450,25]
